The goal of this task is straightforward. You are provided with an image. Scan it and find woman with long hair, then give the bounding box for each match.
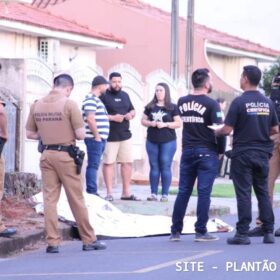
[141,83,181,202]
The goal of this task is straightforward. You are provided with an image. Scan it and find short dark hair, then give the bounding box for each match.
[191,68,210,89]
[53,74,74,88]
[109,72,122,80]
[242,65,262,86]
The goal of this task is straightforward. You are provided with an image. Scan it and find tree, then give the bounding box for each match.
[262,57,280,96]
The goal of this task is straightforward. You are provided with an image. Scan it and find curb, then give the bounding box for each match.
[0,222,72,258]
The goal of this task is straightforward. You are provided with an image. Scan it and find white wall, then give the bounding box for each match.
[0,31,38,58]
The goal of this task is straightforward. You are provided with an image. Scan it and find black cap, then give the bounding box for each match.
[92,75,109,87]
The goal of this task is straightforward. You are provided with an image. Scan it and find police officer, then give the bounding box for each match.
[248,72,280,237]
[170,68,225,242]
[216,65,278,245]
[26,74,106,253]
[0,99,17,238]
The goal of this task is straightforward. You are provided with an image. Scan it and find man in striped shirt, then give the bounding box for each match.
[82,76,110,195]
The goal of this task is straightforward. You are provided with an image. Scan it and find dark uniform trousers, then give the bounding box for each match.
[231,150,274,234]
[0,156,6,232]
[40,150,96,246]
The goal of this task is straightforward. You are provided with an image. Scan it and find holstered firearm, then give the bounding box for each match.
[67,145,85,175]
[0,137,7,157]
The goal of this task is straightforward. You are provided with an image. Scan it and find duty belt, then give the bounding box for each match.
[43,145,70,152]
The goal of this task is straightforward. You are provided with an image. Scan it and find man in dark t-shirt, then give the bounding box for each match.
[100,72,138,201]
[170,68,225,242]
[216,65,279,245]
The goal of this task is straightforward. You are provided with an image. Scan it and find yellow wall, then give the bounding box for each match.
[207,53,256,90]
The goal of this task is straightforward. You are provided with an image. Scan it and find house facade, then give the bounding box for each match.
[0,2,124,176]
[1,0,280,184]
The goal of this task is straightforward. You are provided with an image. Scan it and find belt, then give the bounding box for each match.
[43,145,70,152]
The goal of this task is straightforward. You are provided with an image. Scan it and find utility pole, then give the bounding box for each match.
[170,0,179,81]
[185,0,194,90]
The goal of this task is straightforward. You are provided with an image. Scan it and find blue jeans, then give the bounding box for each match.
[146,139,177,196]
[84,138,106,194]
[171,147,219,234]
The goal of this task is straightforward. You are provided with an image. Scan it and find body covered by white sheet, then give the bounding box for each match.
[33,190,233,238]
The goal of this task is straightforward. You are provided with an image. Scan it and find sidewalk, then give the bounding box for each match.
[1,178,280,257]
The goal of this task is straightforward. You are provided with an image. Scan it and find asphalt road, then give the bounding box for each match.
[0,209,280,280]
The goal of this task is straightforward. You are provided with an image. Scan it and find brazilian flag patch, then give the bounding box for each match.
[216,112,222,118]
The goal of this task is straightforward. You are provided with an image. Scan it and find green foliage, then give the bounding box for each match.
[262,57,280,96]
[165,183,280,198]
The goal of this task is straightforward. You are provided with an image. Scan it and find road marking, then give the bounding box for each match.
[0,250,222,277]
[0,271,131,278]
[134,250,222,273]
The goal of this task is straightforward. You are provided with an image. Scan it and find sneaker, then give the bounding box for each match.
[195,232,219,242]
[275,227,280,237]
[227,233,250,245]
[169,232,181,242]
[46,246,59,253]
[147,194,158,201]
[82,240,107,251]
[263,233,275,244]
[160,195,168,202]
[248,226,264,237]
[194,232,219,242]
[104,194,114,202]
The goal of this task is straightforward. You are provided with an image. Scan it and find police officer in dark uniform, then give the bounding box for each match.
[216,65,278,245]
[170,68,225,242]
[249,72,280,237]
[26,74,106,253]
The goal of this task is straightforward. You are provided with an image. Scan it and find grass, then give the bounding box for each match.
[163,184,280,198]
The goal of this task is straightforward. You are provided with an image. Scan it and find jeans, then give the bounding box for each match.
[84,138,106,194]
[171,147,219,234]
[146,139,177,196]
[231,150,274,234]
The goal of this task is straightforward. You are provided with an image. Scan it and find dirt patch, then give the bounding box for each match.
[1,197,44,231]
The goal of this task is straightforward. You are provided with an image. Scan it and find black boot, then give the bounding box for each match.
[274,227,280,237]
[248,226,264,237]
[263,233,275,244]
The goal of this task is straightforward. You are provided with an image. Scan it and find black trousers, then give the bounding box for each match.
[231,150,274,235]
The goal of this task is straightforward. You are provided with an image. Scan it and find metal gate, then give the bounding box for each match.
[0,89,17,172]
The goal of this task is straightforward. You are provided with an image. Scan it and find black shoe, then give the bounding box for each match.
[0,228,17,238]
[46,246,59,253]
[275,227,280,237]
[248,226,264,237]
[82,240,107,251]
[227,233,251,245]
[263,233,275,244]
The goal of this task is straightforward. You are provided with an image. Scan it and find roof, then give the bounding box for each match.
[117,0,280,57]
[195,24,280,57]
[0,2,126,44]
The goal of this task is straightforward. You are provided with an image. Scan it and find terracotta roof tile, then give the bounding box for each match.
[117,0,279,57]
[195,24,280,57]
[0,3,125,44]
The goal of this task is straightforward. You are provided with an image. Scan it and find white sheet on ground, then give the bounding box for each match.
[33,190,233,238]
